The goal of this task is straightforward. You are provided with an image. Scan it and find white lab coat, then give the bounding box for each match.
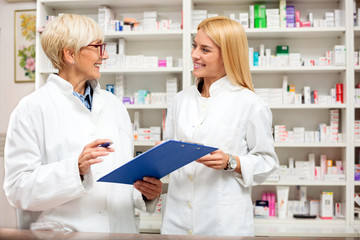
[3,74,152,233]
[161,76,279,236]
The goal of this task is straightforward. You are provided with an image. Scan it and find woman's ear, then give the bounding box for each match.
[63,48,75,65]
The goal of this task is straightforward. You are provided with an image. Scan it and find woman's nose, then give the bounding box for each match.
[191,48,199,59]
[102,49,109,60]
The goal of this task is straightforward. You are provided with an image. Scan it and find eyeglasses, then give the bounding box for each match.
[87,43,107,57]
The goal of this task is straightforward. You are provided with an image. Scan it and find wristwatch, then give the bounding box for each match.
[224,154,237,171]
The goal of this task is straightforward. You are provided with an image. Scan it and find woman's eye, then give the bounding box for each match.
[202,48,210,52]
[192,44,196,48]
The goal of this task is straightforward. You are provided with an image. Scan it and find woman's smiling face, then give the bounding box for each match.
[191,29,226,82]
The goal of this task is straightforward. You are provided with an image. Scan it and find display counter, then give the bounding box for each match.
[0,228,357,240]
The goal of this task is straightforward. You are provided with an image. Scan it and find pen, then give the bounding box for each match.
[98,142,113,148]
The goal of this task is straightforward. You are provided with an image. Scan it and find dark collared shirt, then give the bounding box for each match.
[73,82,93,111]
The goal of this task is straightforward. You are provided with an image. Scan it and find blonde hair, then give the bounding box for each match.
[197,16,254,92]
[41,14,104,70]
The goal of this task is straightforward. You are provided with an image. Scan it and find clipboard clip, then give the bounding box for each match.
[179,140,205,150]
[180,140,204,146]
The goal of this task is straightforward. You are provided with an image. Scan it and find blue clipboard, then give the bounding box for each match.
[97,140,218,185]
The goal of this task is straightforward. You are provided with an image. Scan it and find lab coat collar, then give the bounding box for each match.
[47,74,101,95]
[47,74,104,116]
[196,76,240,98]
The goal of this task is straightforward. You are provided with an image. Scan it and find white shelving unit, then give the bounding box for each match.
[354,0,360,230]
[35,0,360,237]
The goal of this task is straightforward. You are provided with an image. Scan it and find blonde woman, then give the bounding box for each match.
[161,16,279,236]
[4,14,162,233]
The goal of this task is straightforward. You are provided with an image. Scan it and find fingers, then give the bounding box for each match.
[196,149,228,170]
[134,177,163,201]
[85,139,114,149]
[155,141,163,146]
[78,139,114,176]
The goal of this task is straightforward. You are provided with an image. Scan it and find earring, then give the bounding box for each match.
[72,60,75,65]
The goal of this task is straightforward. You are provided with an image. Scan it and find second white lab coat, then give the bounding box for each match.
[161,76,279,236]
[3,74,151,233]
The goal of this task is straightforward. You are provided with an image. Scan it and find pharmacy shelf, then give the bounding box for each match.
[254,218,346,225]
[193,0,340,4]
[355,181,360,186]
[40,0,182,9]
[246,27,345,39]
[355,143,360,147]
[105,30,183,41]
[100,67,183,74]
[354,26,360,36]
[250,66,346,74]
[36,0,356,236]
[38,67,183,75]
[354,220,360,225]
[140,218,355,237]
[126,104,167,109]
[262,181,347,186]
[139,213,162,234]
[274,142,346,147]
[270,104,346,109]
[134,141,156,147]
[191,27,345,39]
[254,222,357,238]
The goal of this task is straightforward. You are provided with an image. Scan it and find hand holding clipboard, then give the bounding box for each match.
[98,140,217,185]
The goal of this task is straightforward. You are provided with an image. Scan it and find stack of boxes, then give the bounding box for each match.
[274,125,287,143]
[101,42,117,69]
[334,45,346,66]
[269,153,344,182]
[143,56,159,68]
[118,38,126,69]
[330,109,339,142]
[137,127,161,142]
[293,127,305,143]
[325,12,335,28]
[115,74,125,100]
[320,191,333,219]
[279,0,286,28]
[286,5,295,28]
[335,83,343,104]
[143,11,157,31]
[254,4,266,28]
[266,8,280,28]
[133,111,161,142]
[239,12,249,29]
[255,88,282,105]
[289,53,301,67]
[166,77,178,106]
[276,45,289,67]
[355,121,360,143]
[192,10,207,30]
[98,6,114,31]
[334,9,344,27]
[273,109,342,143]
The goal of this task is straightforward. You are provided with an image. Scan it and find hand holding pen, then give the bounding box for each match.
[78,139,114,178]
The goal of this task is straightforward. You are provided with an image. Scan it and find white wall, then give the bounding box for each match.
[0,0,36,228]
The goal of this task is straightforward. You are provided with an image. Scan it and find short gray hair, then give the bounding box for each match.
[41,14,104,70]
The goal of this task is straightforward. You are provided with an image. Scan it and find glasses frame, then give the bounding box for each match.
[87,43,107,57]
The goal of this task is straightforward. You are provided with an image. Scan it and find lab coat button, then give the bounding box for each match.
[187,229,193,235]
[98,210,107,215]
[188,175,193,181]
[187,201,192,209]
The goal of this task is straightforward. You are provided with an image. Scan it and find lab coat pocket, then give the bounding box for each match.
[210,124,244,151]
[218,196,254,236]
